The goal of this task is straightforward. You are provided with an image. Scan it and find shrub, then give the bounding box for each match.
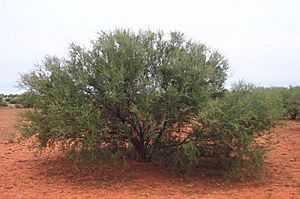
[10,98,18,104]
[14,92,37,108]
[254,86,300,120]
[19,29,279,176]
[254,87,286,120]
[0,97,8,107]
[20,30,228,161]
[5,98,12,103]
[160,82,283,175]
[199,83,282,170]
[285,87,300,120]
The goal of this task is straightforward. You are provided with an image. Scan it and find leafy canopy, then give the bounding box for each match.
[19,30,280,175]
[20,30,228,161]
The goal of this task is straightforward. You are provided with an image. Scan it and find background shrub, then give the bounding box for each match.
[0,97,8,107]
[285,87,300,120]
[13,92,37,108]
[161,82,284,175]
[258,86,300,120]
[198,83,282,170]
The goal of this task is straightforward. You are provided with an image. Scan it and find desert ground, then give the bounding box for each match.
[0,108,299,199]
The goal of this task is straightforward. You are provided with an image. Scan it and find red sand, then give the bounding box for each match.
[0,108,299,199]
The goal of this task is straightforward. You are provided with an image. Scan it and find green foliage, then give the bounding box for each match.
[285,87,300,120]
[5,98,12,103]
[18,29,281,176]
[19,29,228,162]
[198,83,282,170]
[9,98,18,104]
[252,87,286,121]
[0,97,8,107]
[13,92,37,108]
[159,82,283,175]
[258,86,300,120]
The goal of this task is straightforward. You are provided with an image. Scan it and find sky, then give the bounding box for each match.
[0,0,299,94]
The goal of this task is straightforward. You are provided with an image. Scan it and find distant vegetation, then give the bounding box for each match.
[0,97,8,107]
[16,29,300,177]
[0,93,36,108]
[254,86,300,120]
[285,87,300,119]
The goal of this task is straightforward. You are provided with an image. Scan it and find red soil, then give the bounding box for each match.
[0,108,299,199]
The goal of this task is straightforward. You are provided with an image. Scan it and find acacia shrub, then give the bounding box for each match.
[13,92,37,108]
[19,30,228,163]
[285,87,300,120]
[0,97,8,107]
[201,83,282,169]
[163,82,283,174]
[258,86,300,120]
[19,30,280,175]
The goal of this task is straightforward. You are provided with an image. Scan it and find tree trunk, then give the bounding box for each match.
[132,134,148,162]
[291,113,297,120]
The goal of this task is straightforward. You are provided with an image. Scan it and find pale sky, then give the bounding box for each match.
[0,0,299,94]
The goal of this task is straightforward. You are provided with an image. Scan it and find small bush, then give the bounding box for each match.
[0,98,8,107]
[10,98,18,104]
[5,98,12,103]
[286,87,300,120]
[199,83,281,170]
[254,86,300,120]
[13,92,37,108]
[163,82,282,175]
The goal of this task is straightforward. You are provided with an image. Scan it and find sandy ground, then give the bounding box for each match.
[0,108,299,199]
